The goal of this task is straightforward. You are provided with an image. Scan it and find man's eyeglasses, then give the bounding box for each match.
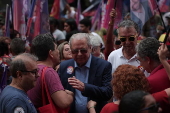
[119,36,136,42]
[20,69,39,76]
[71,49,88,54]
[137,103,160,113]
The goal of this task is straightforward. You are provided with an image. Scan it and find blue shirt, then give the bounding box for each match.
[0,85,37,113]
[74,54,92,113]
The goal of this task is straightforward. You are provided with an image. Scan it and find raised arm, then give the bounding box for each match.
[157,43,170,80]
[104,9,116,60]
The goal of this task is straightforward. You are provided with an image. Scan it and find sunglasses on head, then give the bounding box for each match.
[137,103,160,113]
[71,49,88,54]
[119,36,136,42]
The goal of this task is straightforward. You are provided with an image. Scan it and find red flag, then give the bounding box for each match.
[67,0,75,3]
[50,0,60,19]
[159,0,170,12]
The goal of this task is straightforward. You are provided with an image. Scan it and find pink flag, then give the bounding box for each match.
[13,0,27,38]
[33,0,49,38]
[103,0,124,29]
[76,0,81,24]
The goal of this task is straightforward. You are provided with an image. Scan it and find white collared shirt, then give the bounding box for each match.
[108,47,150,77]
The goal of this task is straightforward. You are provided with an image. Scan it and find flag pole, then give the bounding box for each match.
[10,0,14,36]
[156,0,167,33]
[163,27,170,44]
[114,0,117,9]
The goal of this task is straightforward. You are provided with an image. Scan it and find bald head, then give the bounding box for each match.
[10,53,37,78]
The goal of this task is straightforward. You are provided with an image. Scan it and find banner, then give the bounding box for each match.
[13,0,27,39]
[130,0,153,33]
[34,0,49,37]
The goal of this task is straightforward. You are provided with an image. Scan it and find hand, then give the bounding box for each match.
[110,9,116,20]
[65,89,74,96]
[68,76,85,91]
[157,43,168,61]
[87,100,97,109]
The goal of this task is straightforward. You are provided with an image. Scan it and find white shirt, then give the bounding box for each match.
[108,47,150,77]
[52,29,65,42]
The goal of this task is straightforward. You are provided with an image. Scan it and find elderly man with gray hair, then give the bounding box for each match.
[136,37,170,94]
[90,35,105,59]
[58,33,112,113]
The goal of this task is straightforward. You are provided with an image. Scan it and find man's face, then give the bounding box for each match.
[21,60,39,91]
[118,27,137,53]
[51,43,60,67]
[71,37,91,66]
[131,0,140,11]
[79,24,89,33]
[137,55,150,73]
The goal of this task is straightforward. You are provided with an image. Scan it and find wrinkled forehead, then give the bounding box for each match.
[118,26,137,36]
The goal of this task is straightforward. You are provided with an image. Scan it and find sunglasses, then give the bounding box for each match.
[20,69,39,76]
[138,103,160,113]
[119,36,136,42]
[71,49,88,54]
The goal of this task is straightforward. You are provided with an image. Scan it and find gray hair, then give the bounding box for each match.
[10,53,37,78]
[136,37,160,62]
[117,19,139,33]
[69,33,91,48]
[89,35,101,48]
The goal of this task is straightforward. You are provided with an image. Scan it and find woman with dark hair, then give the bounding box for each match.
[64,18,79,41]
[119,90,162,113]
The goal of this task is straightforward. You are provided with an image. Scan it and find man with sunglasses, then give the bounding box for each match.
[0,53,38,113]
[108,19,143,75]
[58,33,113,113]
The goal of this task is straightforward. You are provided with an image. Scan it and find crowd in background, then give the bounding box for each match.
[0,0,170,113]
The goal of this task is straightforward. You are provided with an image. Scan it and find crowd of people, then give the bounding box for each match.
[0,4,170,113]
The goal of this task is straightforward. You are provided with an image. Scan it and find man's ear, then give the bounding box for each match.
[49,50,53,58]
[16,71,22,78]
[145,56,151,65]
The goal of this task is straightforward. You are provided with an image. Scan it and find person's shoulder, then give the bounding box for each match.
[60,59,74,65]
[108,48,122,57]
[101,102,119,113]
[92,56,110,65]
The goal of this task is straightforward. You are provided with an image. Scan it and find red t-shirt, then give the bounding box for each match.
[152,90,170,113]
[100,102,119,113]
[27,65,64,108]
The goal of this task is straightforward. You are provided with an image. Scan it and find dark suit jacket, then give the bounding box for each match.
[58,56,113,113]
